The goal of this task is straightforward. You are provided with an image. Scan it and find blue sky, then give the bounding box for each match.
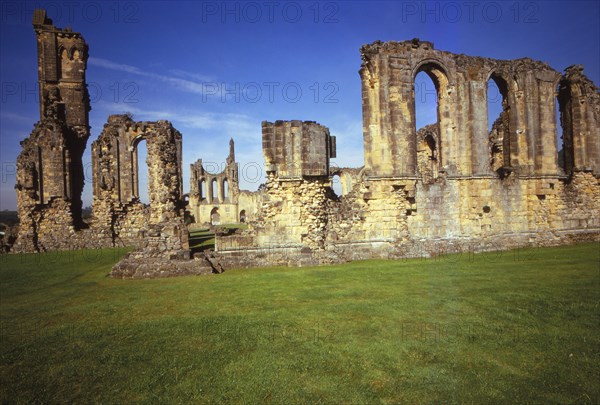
[1,0,599,208]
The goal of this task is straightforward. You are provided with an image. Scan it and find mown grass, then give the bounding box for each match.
[0,243,599,404]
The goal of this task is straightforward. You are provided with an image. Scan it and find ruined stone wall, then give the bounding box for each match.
[359,39,579,178]
[404,173,600,251]
[98,115,193,278]
[189,139,241,224]
[237,190,264,223]
[319,41,600,259]
[326,179,414,246]
[12,10,91,253]
[212,42,599,270]
[254,175,333,250]
[322,41,600,259]
[215,121,336,255]
[263,120,336,178]
[215,171,598,270]
[91,114,186,246]
[258,120,336,249]
[558,65,600,174]
[12,10,193,276]
[330,167,363,196]
[11,18,599,277]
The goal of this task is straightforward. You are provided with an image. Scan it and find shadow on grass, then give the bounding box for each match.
[188,228,215,254]
[188,224,248,255]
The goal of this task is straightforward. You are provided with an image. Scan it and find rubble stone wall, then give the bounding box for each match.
[90,114,185,246]
[88,114,191,279]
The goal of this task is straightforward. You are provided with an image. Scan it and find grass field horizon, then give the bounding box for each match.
[1,242,599,403]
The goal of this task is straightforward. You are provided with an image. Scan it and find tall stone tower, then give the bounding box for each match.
[12,9,91,252]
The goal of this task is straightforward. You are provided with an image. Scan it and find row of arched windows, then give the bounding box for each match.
[59,46,84,61]
[414,63,576,176]
[198,178,229,202]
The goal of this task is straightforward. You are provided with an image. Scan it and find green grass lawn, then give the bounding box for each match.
[1,243,599,403]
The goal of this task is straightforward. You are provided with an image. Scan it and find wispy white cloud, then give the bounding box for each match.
[88,58,143,75]
[92,100,257,137]
[0,111,35,123]
[89,57,211,95]
[169,69,215,83]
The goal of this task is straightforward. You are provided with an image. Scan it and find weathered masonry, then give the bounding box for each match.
[10,11,600,275]
[359,39,599,178]
[188,139,264,227]
[189,139,241,225]
[210,40,599,268]
[91,114,185,246]
[12,10,92,252]
[12,11,206,277]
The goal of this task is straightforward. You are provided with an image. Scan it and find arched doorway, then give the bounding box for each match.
[210,207,220,225]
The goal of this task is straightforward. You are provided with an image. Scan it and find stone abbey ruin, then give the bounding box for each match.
[10,10,600,277]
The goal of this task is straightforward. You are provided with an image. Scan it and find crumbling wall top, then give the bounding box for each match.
[32,9,85,40]
[361,38,434,58]
[262,120,336,178]
[360,38,559,82]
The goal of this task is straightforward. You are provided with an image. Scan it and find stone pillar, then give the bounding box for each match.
[520,72,539,175]
[559,66,600,174]
[360,50,416,178]
[441,82,460,176]
[389,61,417,177]
[360,57,393,177]
[536,74,560,175]
[259,120,336,250]
[470,79,491,176]
[146,121,185,223]
[262,120,335,178]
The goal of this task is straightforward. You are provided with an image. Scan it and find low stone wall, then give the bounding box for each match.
[111,255,214,279]
[210,228,599,271]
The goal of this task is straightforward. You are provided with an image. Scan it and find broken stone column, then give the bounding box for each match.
[12,9,91,253]
[238,120,337,251]
[558,65,600,174]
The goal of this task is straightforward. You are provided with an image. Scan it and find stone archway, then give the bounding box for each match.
[210,207,221,225]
